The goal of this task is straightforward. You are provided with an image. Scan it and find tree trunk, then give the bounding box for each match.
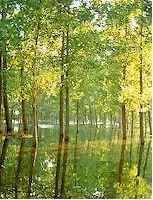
[137,16,144,178]
[89,103,93,127]
[74,100,79,186]
[118,103,126,184]
[144,112,147,138]
[27,22,39,198]
[135,9,145,198]
[94,104,98,127]
[110,113,113,128]
[14,65,28,198]
[129,111,134,168]
[2,57,12,135]
[0,52,3,135]
[14,138,25,198]
[103,113,106,128]
[118,26,128,184]
[54,32,65,198]
[60,27,69,198]
[84,106,88,125]
[0,8,12,188]
[89,103,92,141]
[142,111,152,178]
[21,66,28,136]
[82,108,85,125]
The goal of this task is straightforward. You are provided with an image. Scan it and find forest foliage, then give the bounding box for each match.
[0,0,152,199]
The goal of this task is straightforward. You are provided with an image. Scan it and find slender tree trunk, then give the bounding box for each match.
[103,113,106,128]
[14,138,25,198]
[89,103,93,126]
[118,115,122,130]
[94,104,98,127]
[113,116,115,128]
[27,22,39,198]
[137,15,144,178]
[14,64,28,198]
[110,113,113,128]
[89,103,93,141]
[27,89,38,197]
[1,35,12,135]
[74,100,79,186]
[84,106,88,125]
[126,115,129,132]
[144,112,147,138]
[0,7,12,188]
[60,27,69,198]
[21,66,28,136]
[54,32,65,198]
[10,109,14,132]
[148,111,152,141]
[0,58,11,186]
[95,113,98,127]
[0,52,3,135]
[118,28,127,183]
[18,115,22,134]
[81,108,85,125]
[142,111,152,178]
[99,110,102,127]
[118,103,126,184]
[135,8,144,198]
[129,111,134,168]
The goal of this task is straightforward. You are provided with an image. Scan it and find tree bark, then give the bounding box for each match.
[117,25,128,184]
[89,103,93,141]
[84,106,88,126]
[60,26,69,198]
[0,7,12,189]
[137,14,144,178]
[0,52,3,135]
[74,100,79,186]
[21,65,28,136]
[129,111,134,168]
[144,112,147,138]
[89,103,93,127]
[103,113,106,128]
[94,104,98,127]
[54,32,65,198]
[14,64,28,198]
[135,7,145,198]
[118,103,126,184]
[142,111,151,178]
[27,21,40,198]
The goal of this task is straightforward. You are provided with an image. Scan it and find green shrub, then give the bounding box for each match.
[114,166,151,199]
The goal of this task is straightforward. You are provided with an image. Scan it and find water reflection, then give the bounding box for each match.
[0,126,151,199]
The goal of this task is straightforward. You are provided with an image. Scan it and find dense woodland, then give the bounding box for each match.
[0,0,152,199]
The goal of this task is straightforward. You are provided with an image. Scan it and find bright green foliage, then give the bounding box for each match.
[114,166,151,198]
[0,0,151,198]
